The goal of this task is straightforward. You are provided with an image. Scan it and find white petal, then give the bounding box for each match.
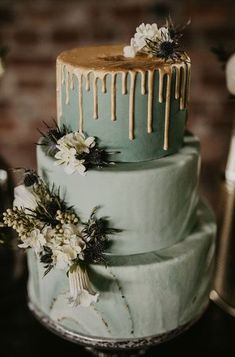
[76,164,87,176]
[13,185,37,210]
[68,266,99,307]
[18,242,29,249]
[69,148,77,156]
[85,136,95,148]
[123,45,136,58]
[159,26,171,40]
[75,131,85,140]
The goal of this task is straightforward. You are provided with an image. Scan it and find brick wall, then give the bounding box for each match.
[0,0,234,208]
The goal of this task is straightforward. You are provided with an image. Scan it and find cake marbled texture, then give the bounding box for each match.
[27,202,215,339]
[37,134,200,254]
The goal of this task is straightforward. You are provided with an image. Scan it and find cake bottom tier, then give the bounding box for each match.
[27,202,216,341]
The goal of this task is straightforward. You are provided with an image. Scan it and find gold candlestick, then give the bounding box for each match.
[210,133,235,316]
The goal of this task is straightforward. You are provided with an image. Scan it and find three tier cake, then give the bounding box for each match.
[1,21,216,348]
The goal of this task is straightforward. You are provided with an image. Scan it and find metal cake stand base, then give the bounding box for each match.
[28,300,206,356]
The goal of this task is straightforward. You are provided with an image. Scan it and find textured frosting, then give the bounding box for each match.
[57,45,191,162]
[27,202,216,339]
[37,134,200,254]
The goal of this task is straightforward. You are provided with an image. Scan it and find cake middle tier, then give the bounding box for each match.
[37,134,200,255]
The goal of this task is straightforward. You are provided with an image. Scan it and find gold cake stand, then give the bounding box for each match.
[28,300,207,356]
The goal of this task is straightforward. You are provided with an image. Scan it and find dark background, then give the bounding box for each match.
[0,0,235,355]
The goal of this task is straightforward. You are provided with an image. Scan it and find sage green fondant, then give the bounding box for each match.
[37,134,200,255]
[27,202,216,339]
[60,70,187,162]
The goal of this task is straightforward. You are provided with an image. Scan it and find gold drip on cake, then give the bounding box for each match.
[111,73,117,121]
[129,71,136,140]
[70,72,74,90]
[65,70,70,105]
[56,61,62,124]
[101,74,107,93]
[122,71,127,95]
[163,70,173,151]
[158,70,165,103]
[78,73,84,132]
[186,61,191,104]
[93,75,98,119]
[180,62,187,110]
[147,70,154,134]
[174,66,180,99]
[140,70,146,95]
[85,72,90,91]
[61,62,65,84]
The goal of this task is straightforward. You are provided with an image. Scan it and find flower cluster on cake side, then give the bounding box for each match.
[0,171,120,307]
[39,122,116,176]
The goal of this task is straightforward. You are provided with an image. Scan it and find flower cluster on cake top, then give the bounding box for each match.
[123,18,189,61]
[39,122,116,176]
[0,171,121,307]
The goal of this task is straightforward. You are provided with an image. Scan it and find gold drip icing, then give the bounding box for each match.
[147,70,154,134]
[56,45,191,148]
[186,62,191,104]
[93,75,98,119]
[61,64,65,84]
[65,69,70,105]
[158,70,165,103]
[85,72,90,91]
[174,66,180,99]
[163,70,173,151]
[180,63,187,110]
[111,73,117,121]
[78,73,83,132]
[56,62,62,123]
[129,71,136,140]
[101,74,107,93]
[140,70,146,95]
[70,72,74,90]
[122,72,127,95]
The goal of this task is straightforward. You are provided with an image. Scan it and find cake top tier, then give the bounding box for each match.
[56,22,191,163]
[57,45,189,73]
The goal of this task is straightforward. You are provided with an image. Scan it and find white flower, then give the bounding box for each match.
[226,53,235,95]
[57,132,95,155]
[43,226,62,250]
[51,223,86,268]
[13,185,37,211]
[123,38,138,58]
[123,23,174,58]
[55,132,95,176]
[123,23,160,58]
[18,228,46,253]
[55,145,76,166]
[134,23,160,50]
[65,158,86,176]
[68,264,98,307]
[62,223,82,240]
